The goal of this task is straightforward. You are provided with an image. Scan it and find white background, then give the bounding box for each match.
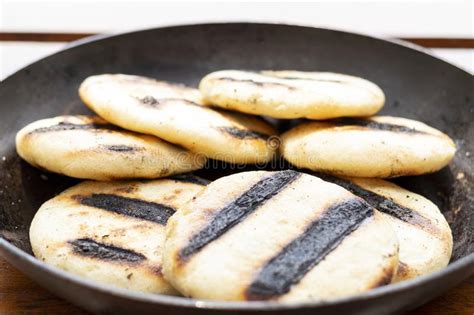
[0,0,473,78]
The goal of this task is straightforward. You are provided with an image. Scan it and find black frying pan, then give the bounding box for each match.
[0,23,472,315]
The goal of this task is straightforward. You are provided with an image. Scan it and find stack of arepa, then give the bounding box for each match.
[16,69,454,302]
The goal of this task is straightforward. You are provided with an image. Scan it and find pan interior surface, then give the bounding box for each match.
[0,24,472,313]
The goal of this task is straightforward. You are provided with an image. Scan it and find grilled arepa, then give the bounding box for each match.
[317,174,452,282]
[163,170,399,302]
[280,116,456,178]
[79,74,277,164]
[30,176,208,294]
[16,115,205,180]
[199,70,385,119]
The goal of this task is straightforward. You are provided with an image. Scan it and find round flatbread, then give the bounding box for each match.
[16,115,205,180]
[280,116,456,178]
[30,177,208,294]
[163,170,399,302]
[317,173,452,282]
[199,70,385,119]
[79,74,277,164]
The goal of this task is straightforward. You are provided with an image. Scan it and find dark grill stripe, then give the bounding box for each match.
[31,122,122,134]
[69,238,146,263]
[217,77,295,90]
[246,198,374,300]
[77,194,175,225]
[170,174,210,186]
[330,118,424,134]
[137,96,201,108]
[262,74,344,84]
[103,145,138,152]
[265,75,382,98]
[179,170,301,260]
[317,174,438,234]
[218,74,344,88]
[140,95,159,105]
[218,126,270,140]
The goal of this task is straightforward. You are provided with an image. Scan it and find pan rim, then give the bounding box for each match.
[0,22,472,310]
[0,22,471,83]
[1,237,473,310]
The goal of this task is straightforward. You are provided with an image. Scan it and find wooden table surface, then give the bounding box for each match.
[0,256,473,314]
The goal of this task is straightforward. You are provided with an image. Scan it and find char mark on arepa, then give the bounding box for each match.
[138,96,201,108]
[330,118,423,134]
[178,170,301,260]
[217,77,295,90]
[76,193,176,225]
[262,74,344,84]
[170,174,210,186]
[31,122,122,134]
[245,198,373,300]
[317,173,438,234]
[103,145,139,152]
[370,268,395,288]
[69,238,146,263]
[140,95,159,105]
[218,126,270,140]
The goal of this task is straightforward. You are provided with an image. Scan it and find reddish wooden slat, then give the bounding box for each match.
[0,32,473,48]
[0,32,94,42]
[400,37,474,48]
